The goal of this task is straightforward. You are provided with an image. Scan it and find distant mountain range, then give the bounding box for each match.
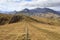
[0,8,60,16]
[18,8,60,15]
[0,8,60,14]
[16,8,60,18]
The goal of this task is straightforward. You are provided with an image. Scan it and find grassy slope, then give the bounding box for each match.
[31,16,60,26]
[0,18,60,40]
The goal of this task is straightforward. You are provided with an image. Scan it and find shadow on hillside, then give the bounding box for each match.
[0,15,24,25]
[0,14,58,26]
[0,17,8,25]
[9,15,24,24]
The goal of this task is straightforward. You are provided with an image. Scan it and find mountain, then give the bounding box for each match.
[0,8,60,15]
[18,8,60,15]
[0,8,60,18]
[14,8,60,18]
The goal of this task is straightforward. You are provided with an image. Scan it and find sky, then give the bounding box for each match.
[0,0,60,11]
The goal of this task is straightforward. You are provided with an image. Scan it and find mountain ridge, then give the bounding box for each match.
[0,8,60,15]
[19,8,60,14]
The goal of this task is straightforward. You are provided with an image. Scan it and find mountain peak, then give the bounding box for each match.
[23,8,29,11]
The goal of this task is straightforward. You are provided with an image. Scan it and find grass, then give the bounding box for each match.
[31,16,60,26]
[0,14,60,40]
[0,13,60,26]
[29,23,60,40]
[0,14,25,25]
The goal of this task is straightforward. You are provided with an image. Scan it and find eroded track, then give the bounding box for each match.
[0,21,60,40]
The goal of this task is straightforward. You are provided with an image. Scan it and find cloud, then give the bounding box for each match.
[0,0,60,11]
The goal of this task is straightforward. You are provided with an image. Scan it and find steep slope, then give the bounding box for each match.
[0,14,25,25]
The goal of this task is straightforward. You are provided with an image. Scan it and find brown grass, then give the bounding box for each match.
[31,16,60,26]
[0,17,60,40]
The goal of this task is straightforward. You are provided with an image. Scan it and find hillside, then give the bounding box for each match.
[0,13,60,26]
[0,17,60,40]
[0,13,60,40]
[0,13,25,25]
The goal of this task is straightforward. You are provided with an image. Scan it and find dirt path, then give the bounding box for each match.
[0,21,60,40]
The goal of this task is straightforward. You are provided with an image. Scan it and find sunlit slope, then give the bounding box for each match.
[0,22,26,40]
[31,16,60,26]
[0,16,60,40]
